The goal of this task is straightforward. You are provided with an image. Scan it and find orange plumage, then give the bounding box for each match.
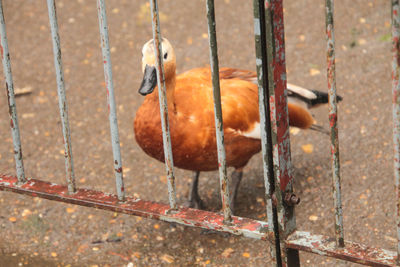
[134,38,341,211]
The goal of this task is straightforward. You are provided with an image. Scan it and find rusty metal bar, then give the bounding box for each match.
[96,0,125,201]
[286,231,397,266]
[0,174,269,240]
[149,0,177,210]
[1,173,397,266]
[0,0,26,184]
[264,1,298,266]
[253,0,281,264]
[326,0,344,248]
[392,0,400,263]
[46,0,76,194]
[205,0,232,223]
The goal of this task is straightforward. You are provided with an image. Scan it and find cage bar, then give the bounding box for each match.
[392,0,400,263]
[46,0,76,194]
[264,1,299,266]
[253,0,281,264]
[205,0,232,223]
[149,0,177,210]
[0,0,26,184]
[325,0,345,248]
[96,0,125,201]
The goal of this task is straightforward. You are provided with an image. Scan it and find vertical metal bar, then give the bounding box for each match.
[96,0,125,201]
[47,0,76,194]
[326,0,344,248]
[206,0,232,223]
[149,0,177,210]
[0,0,26,184]
[391,0,400,263]
[253,0,281,264]
[265,0,299,266]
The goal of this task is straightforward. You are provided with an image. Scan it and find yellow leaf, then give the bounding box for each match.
[9,217,17,222]
[51,252,57,257]
[222,248,234,258]
[161,254,174,263]
[242,252,250,258]
[301,144,314,154]
[309,68,321,76]
[309,215,318,221]
[66,207,75,213]
[154,224,160,229]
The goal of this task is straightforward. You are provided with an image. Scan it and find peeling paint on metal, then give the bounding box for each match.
[0,174,271,241]
[0,0,26,184]
[205,0,232,223]
[287,231,397,266]
[96,0,125,201]
[326,0,344,248]
[46,0,76,194]
[392,0,400,264]
[149,0,177,210]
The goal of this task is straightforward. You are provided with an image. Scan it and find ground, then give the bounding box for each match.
[0,0,395,266]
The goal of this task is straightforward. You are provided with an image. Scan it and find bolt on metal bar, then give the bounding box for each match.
[149,0,177,210]
[392,0,400,263]
[0,0,26,184]
[253,0,281,264]
[96,0,125,201]
[326,0,344,248]
[206,0,232,223]
[46,0,76,194]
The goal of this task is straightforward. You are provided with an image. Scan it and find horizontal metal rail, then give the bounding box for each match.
[0,173,397,266]
[0,174,269,240]
[286,231,397,266]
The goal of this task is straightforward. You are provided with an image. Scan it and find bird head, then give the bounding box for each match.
[139,38,176,96]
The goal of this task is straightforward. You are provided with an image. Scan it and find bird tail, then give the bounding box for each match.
[309,90,343,108]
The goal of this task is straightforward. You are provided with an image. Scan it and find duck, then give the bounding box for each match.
[134,38,342,212]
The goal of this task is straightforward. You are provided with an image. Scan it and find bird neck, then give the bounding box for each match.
[147,73,176,112]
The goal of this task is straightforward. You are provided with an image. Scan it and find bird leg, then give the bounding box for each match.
[184,171,204,209]
[229,168,243,214]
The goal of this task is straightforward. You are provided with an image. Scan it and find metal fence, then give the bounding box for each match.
[0,0,398,266]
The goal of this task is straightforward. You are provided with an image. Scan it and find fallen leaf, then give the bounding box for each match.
[309,215,318,221]
[9,217,17,222]
[222,248,234,258]
[290,127,300,135]
[202,33,208,39]
[22,113,35,119]
[242,252,250,258]
[161,254,174,263]
[154,224,160,229]
[309,68,321,76]
[66,207,75,213]
[51,252,57,257]
[21,209,31,217]
[358,38,367,45]
[301,144,314,154]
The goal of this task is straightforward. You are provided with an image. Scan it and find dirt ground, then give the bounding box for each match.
[0,0,395,266]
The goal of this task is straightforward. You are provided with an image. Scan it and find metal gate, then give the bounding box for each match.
[0,0,398,266]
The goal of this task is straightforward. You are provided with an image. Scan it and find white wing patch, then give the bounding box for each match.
[237,122,261,139]
[287,83,316,100]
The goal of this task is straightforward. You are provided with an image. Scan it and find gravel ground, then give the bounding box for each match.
[0,0,395,266]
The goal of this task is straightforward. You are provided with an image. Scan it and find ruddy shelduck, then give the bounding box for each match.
[134,38,342,212]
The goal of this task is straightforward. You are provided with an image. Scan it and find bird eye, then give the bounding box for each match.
[164,53,168,60]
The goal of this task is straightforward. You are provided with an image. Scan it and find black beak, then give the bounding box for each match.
[138,65,157,96]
